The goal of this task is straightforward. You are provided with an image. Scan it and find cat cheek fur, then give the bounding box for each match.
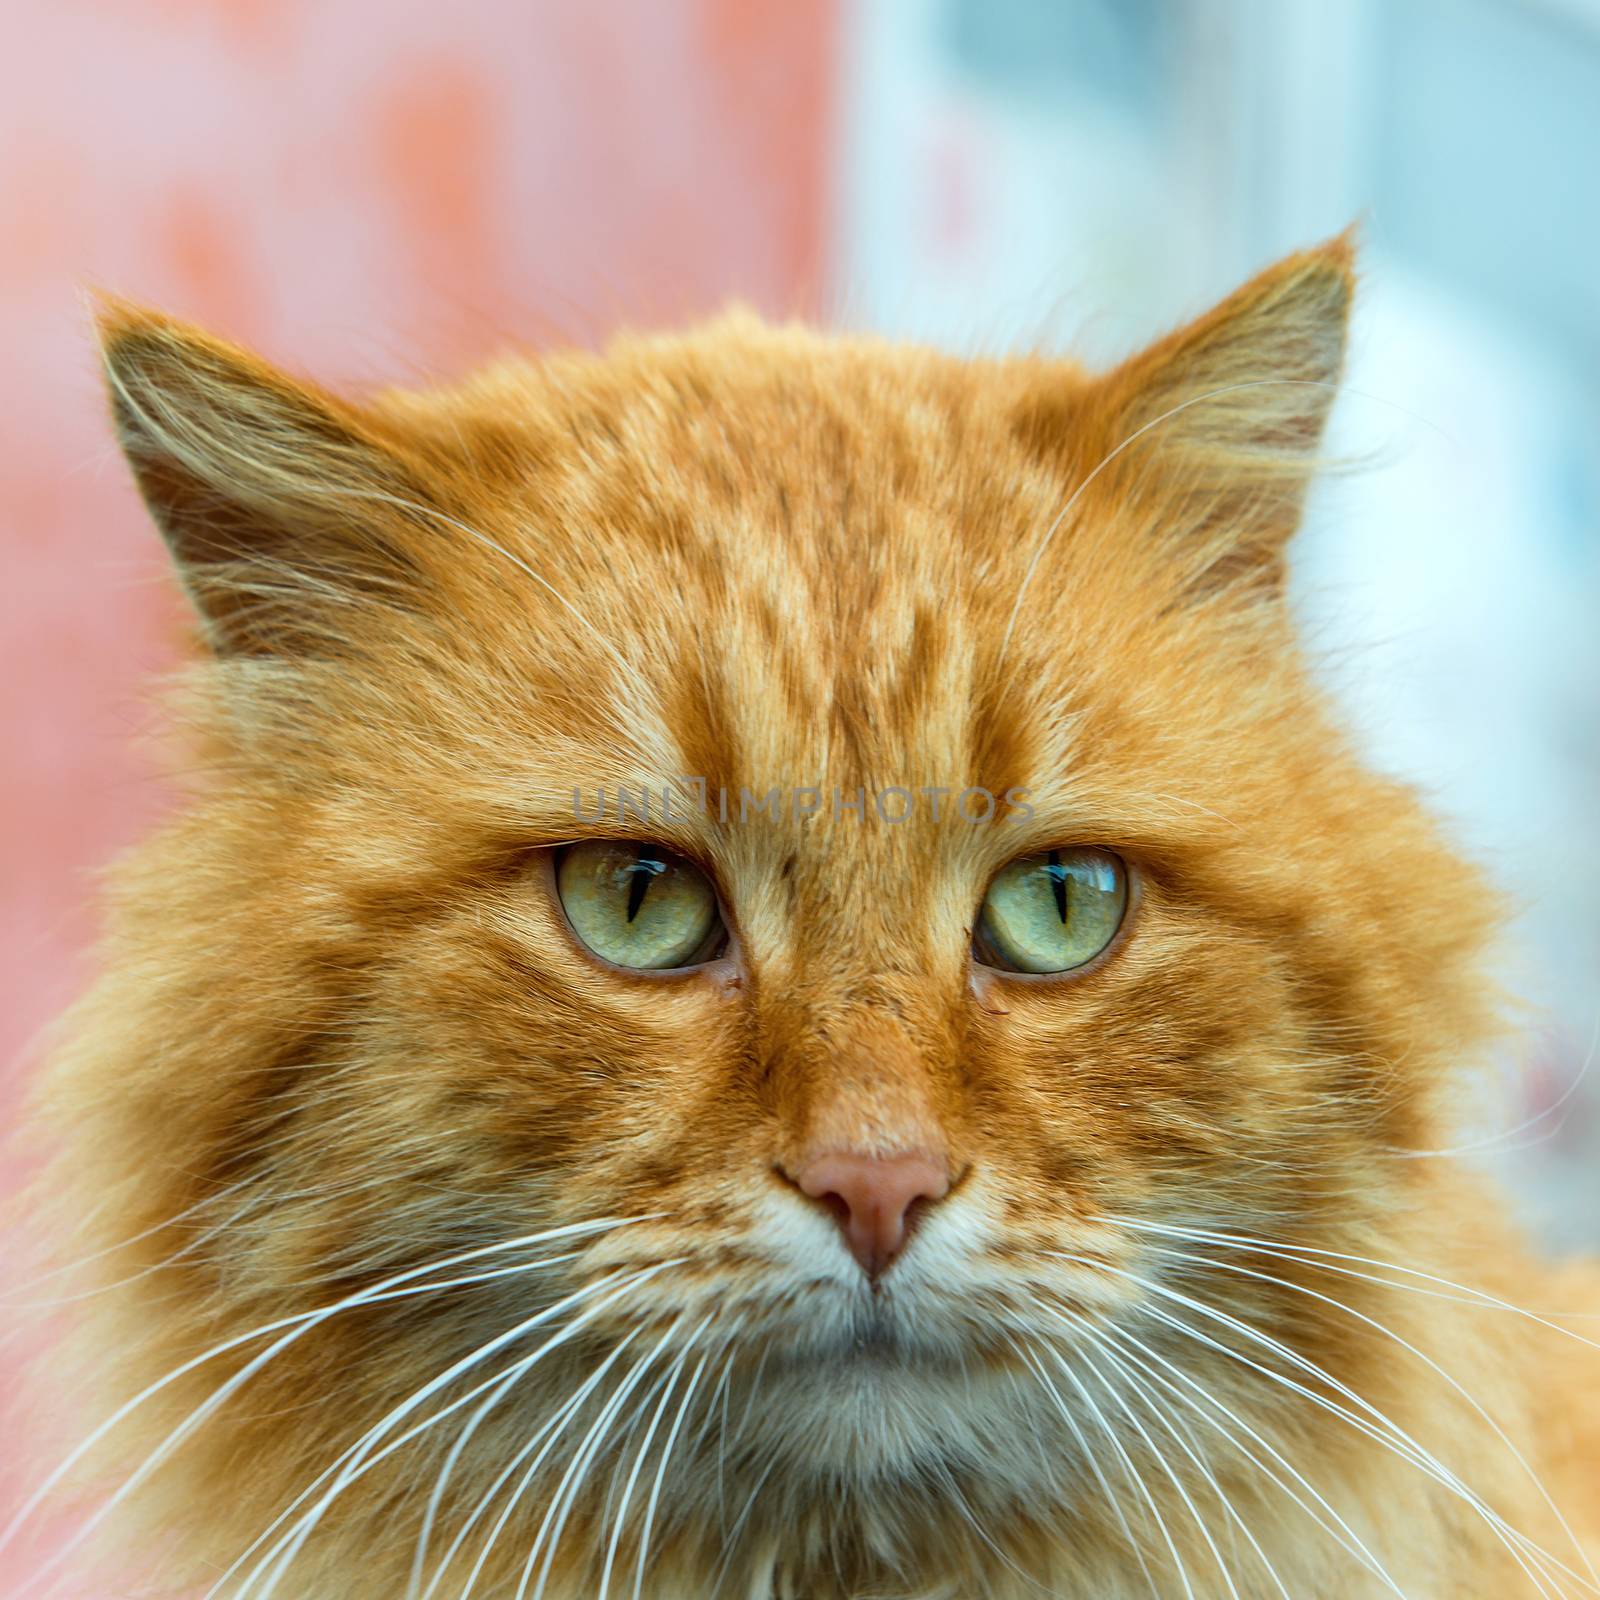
[20,232,1599,1599]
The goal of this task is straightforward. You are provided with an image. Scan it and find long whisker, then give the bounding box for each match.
[406,1287,691,1596]
[1131,1237,1600,1592]
[630,1337,719,1600]
[518,1317,688,1600]
[190,1251,613,1599]
[3,1215,652,1590]
[1109,1216,1600,1347]
[1071,1314,1294,1600]
[1084,1311,1413,1597]
[1114,1214,1600,1590]
[1071,1337,1241,1600]
[1009,1334,1161,1600]
[215,1269,659,1600]
[596,1316,712,1600]
[703,1449,784,1597]
[452,1330,649,1600]
[421,1326,649,1600]
[939,1468,1056,1600]
[708,1332,739,1534]
[1150,1298,1577,1600]
[405,1334,538,1599]
[240,1261,684,1600]
[1053,1251,1589,1599]
[1033,1335,1197,1600]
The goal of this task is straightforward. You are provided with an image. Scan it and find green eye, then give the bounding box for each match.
[556,841,725,971]
[975,847,1128,974]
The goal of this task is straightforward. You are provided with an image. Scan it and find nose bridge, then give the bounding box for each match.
[762,978,964,1168]
[762,980,966,1278]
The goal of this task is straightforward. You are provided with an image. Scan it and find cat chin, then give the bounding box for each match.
[702,1338,1059,1492]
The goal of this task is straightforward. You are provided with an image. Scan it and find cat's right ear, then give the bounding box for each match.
[97,300,433,657]
[1013,233,1355,607]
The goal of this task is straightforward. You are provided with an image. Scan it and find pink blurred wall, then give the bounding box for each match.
[1,0,833,1581]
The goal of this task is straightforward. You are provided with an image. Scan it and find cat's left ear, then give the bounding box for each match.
[1036,230,1356,599]
[96,299,439,657]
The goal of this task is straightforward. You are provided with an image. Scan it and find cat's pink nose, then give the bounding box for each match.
[795,1151,950,1278]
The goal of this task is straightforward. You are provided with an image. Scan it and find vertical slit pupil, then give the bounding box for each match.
[1048,850,1069,923]
[626,850,658,922]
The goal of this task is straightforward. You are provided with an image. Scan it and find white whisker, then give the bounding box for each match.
[1072,1337,1241,1600]
[1053,1250,1590,1599]
[596,1316,712,1600]
[630,1338,718,1600]
[1077,1315,1294,1600]
[1035,1335,1196,1600]
[240,1261,683,1600]
[422,1330,642,1600]
[216,1267,659,1600]
[405,1278,683,1597]
[1110,1216,1600,1349]
[1133,1237,1600,1593]
[1135,1295,1569,1598]
[3,1215,652,1593]
[443,1302,690,1600]
[520,1320,684,1600]
[706,1456,783,1596]
[1009,1334,1161,1600]
[1088,1310,1413,1597]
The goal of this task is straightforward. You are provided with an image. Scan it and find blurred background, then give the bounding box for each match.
[1,0,1597,1583]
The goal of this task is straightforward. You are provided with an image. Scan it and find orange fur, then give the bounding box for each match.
[19,234,1599,1597]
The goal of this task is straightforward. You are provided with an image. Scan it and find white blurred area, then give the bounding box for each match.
[832,0,1600,1250]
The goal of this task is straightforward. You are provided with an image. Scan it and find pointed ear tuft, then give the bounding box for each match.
[1109,229,1355,460]
[97,298,431,656]
[1026,230,1357,605]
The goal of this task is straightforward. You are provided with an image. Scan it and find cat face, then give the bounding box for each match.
[43,237,1495,1593]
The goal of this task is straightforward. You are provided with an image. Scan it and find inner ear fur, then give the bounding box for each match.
[99,300,438,657]
[1018,231,1356,601]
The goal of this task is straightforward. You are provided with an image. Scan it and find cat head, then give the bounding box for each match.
[41,234,1496,1594]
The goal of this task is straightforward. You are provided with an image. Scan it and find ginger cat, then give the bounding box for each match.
[11,234,1598,1597]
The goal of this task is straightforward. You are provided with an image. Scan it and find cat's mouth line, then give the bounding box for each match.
[518,1264,1122,1380]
